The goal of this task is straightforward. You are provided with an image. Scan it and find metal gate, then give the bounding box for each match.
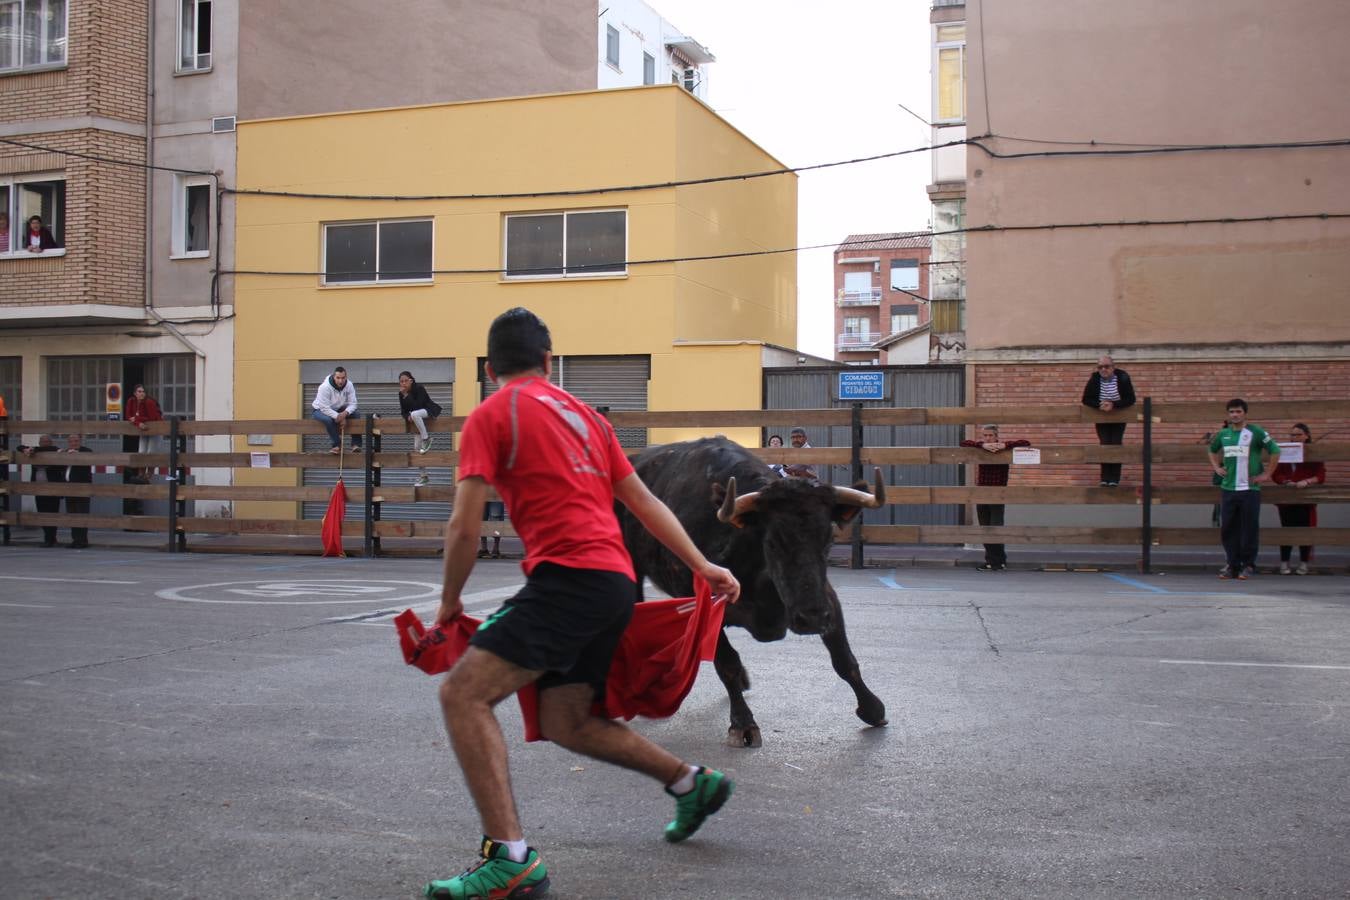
[480,354,650,447]
[763,365,965,525]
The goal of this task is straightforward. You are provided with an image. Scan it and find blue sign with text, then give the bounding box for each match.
[838,371,885,401]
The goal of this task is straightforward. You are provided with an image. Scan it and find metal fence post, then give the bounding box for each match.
[167,417,180,553]
[851,402,864,569]
[1141,397,1153,574]
[363,416,376,558]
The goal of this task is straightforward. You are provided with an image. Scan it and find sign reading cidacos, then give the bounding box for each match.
[837,371,886,402]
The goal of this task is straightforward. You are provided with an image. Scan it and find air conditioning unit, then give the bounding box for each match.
[211,116,236,133]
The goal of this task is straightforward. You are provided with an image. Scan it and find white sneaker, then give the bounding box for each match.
[1278,562,1291,575]
[414,474,429,487]
[1295,562,1309,576]
[419,438,433,454]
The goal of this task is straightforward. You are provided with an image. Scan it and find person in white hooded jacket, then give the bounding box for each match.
[311,366,362,453]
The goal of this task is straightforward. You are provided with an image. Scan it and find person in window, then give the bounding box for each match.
[126,384,164,484]
[398,371,443,487]
[25,215,60,253]
[0,211,10,252]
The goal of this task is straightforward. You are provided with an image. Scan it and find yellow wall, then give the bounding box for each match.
[233,86,796,517]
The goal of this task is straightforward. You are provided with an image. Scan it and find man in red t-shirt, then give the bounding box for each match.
[424,308,741,900]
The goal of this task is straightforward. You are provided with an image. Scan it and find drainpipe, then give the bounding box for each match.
[144,0,155,323]
[146,307,206,358]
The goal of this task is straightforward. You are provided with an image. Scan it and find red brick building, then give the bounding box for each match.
[832,232,931,364]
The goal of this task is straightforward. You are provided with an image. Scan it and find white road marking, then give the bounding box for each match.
[331,584,524,625]
[0,602,55,608]
[1160,659,1350,671]
[0,575,138,584]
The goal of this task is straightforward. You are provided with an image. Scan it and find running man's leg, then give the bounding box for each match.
[537,684,685,783]
[439,646,542,841]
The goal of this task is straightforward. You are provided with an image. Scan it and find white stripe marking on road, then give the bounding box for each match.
[1160,659,1350,671]
[0,575,139,584]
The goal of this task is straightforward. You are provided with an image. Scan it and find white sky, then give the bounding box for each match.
[665,0,936,358]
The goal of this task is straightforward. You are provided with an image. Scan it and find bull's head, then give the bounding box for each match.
[716,469,885,635]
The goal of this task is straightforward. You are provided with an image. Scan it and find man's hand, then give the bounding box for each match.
[698,562,740,604]
[435,593,464,626]
[1099,401,1114,411]
[1253,471,1271,485]
[982,441,1006,452]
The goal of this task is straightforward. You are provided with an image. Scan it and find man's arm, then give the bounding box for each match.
[1207,450,1226,478]
[437,476,489,624]
[1081,374,1097,407]
[1254,437,1280,484]
[613,472,740,603]
[1116,371,1136,408]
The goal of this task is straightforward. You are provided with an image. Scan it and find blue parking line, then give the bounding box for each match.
[878,571,954,591]
[1103,573,1170,594]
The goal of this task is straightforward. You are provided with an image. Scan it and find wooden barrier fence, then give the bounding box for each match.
[2,398,1348,570]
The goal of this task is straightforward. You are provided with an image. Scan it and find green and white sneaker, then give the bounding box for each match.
[424,837,550,900]
[664,767,734,843]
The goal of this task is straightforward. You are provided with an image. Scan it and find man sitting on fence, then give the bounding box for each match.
[311,366,362,454]
[961,424,1030,572]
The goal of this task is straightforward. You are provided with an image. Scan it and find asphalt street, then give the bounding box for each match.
[1,547,1348,899]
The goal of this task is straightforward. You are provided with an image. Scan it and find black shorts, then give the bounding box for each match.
[469,562,635,697]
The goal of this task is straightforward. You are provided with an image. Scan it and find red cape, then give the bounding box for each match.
[395,580,725,742]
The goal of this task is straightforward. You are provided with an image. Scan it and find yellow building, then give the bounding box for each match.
[233,85,797,518]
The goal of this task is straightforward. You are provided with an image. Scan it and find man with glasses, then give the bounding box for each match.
[1081,355,1136,486]
[1208,399,1280,579]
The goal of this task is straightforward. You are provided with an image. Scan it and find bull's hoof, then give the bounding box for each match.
[856,701,888,728]
[727,725,762,748]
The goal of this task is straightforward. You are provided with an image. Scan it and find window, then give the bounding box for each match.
[605,24,619,68]
[323,219,433,285]
[890,304,919,334]
[1,172,65,255]
[935,22,965,123]
[504,210,626,279]
[172,174,211,258]
[0,0,66,72]
[178,0,211,72]
[890,258,919,292]
[642,51,655,85]
[843,316,868,336]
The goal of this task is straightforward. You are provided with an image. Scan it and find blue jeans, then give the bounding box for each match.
[312,410,362,448]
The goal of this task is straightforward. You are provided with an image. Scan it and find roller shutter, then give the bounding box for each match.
[479,354,649,448]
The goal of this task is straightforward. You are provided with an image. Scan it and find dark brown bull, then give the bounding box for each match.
[618,436,886,747]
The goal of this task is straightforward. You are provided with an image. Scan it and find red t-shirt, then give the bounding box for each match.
[458,376,635,578]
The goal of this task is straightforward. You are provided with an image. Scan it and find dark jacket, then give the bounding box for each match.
[1081,367,1136,409]
[66,445,94,483]
[22,444,67,483]
[960,438,1031,487]
[24,225,60,251]
[399,382,442,420]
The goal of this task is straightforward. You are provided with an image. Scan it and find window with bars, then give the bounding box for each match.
[0,356,20,420]
[46,357,122,420]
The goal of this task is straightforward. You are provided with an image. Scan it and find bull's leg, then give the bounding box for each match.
[714,630,761,748]
[820,609,887,728]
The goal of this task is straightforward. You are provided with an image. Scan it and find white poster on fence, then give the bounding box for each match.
[250,452,272,468]
[1277,442,1304,464]
[1012,447,1041,465]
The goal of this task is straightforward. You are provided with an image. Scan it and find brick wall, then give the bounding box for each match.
[972,360,1350,488]
[0,1,147,309]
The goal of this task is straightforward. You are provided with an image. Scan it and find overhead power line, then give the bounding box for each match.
[217,212,1350,280]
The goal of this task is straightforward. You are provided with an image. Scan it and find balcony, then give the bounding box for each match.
[836,331,882,351]
[836,288,882,307]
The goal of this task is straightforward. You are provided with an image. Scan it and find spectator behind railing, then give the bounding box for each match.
[1272,423,1326,575]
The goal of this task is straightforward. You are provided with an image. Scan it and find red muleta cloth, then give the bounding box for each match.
[395,579,725,742]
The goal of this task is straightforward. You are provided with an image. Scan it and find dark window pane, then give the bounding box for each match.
[185,184,210,252]
[506,215,563,277]
[325,223,376,282]
[197,1,211,56]
[378,220,432,281]
[606,25,619,66]
[643,53,655,85]
[566,211,625,274]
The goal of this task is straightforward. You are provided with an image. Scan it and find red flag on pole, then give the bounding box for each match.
[321,477,347,557]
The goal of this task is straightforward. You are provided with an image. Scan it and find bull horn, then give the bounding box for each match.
[716,477,761,525]
[832,468,886,508]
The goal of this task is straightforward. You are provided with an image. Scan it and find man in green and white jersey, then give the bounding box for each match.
[1207,398,1280,579]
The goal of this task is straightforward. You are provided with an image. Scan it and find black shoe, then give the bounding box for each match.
[976,563,1005,571]
[69,542,89,549]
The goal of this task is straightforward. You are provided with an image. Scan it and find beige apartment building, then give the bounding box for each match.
[932,0,1350,506]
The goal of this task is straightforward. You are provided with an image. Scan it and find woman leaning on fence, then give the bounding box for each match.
[1271,423,1325,575]
[125,384,163,484]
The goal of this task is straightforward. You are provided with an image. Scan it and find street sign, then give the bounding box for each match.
[105,382,122,415]
[838,370,885,402]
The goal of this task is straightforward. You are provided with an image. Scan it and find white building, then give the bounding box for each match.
[598,0,716,101]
